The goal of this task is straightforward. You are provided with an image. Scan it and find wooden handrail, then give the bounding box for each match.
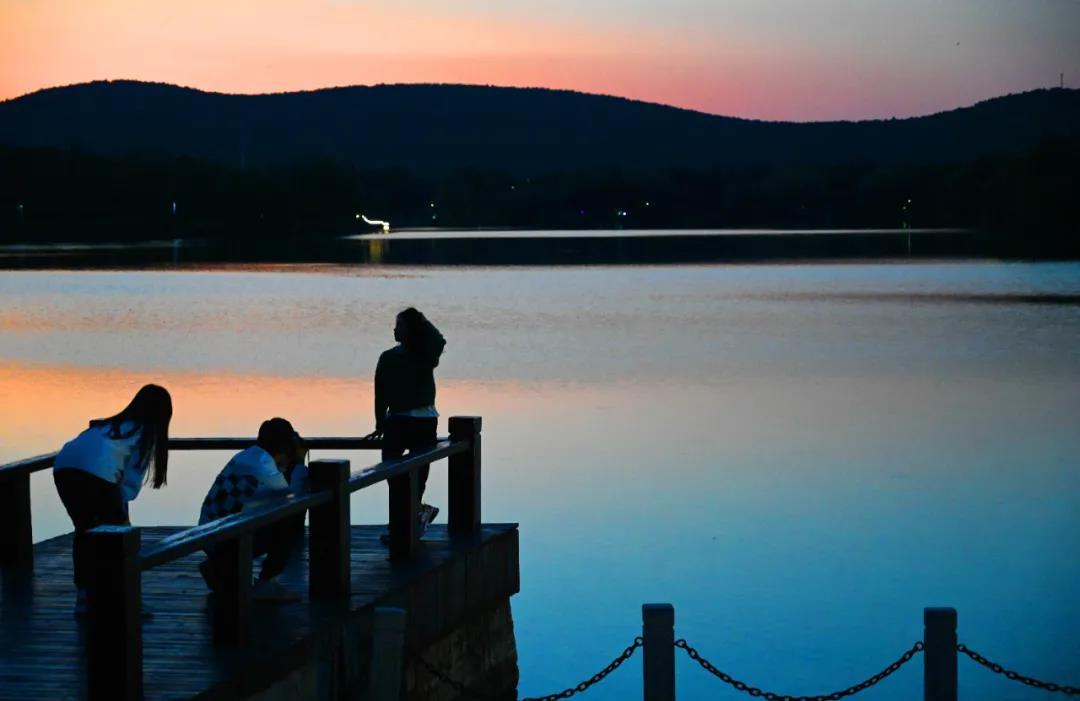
[0,436,389,476]
[0,453,56,477]
[170,436,386,451]
[139,491,333,570]
[135,439,467,570]
[348,440,469,492]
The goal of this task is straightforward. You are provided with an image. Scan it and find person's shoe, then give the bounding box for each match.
[378,504,440,544]
[418,503,440,537]
[251,578,301,604]
[199,559,221,593]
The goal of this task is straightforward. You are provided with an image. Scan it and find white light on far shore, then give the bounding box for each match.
[361,214,390,233]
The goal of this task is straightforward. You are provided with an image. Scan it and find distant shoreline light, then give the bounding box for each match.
[357,213,390,234]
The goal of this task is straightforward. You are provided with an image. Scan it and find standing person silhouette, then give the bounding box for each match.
[367,307,446,537]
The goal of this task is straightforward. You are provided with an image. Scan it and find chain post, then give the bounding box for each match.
[643,604,676,701]
[924,608,957,701]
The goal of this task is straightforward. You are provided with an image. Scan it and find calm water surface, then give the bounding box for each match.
[1,261,1078,700]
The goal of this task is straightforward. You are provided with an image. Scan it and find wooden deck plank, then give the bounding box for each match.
[0,523,516,701]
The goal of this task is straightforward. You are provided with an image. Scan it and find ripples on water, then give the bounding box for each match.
[1,260,1078,700]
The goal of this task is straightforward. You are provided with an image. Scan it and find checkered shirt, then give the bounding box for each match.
[198,446,288,525]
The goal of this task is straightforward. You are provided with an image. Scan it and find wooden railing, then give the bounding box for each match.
[0,416,482,701]
[0,435,381,566]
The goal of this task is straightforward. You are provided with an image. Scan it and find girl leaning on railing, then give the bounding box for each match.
[51,384,173,616]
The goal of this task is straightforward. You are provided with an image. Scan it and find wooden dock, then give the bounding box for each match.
[0,524,518,700]
[0,417,522,701]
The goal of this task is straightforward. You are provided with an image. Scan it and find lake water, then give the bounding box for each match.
[1,258,1078,700]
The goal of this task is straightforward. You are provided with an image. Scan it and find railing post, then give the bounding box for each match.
[87,525,142,701]
[388,468,419,561]
[309,459,352,599]
[0,472,33,569]
[214,532,253,646]
[643,603,675,701]
[448,416,482,537]
[367,607,407,701]
[924,607,958,701]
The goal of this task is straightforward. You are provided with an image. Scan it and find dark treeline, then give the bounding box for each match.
[1,139,1077,257]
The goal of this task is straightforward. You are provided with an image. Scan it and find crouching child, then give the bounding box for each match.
[198,418,307,603]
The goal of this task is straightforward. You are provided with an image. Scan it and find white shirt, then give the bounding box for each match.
[399,405,439,418]
[54,421,150,501]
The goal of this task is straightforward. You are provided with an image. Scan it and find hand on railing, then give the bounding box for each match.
[363,429,384,441]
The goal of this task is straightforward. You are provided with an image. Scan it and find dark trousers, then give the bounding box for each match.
[53,469,129,590]
[205,514,304,587]
[382,415,437,500]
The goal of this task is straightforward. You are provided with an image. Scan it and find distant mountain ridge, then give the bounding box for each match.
[0,81,1077,175]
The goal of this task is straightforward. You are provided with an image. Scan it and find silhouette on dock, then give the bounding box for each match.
[0,419,521,701]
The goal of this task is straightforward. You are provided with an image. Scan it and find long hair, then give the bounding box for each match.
[397,307,445,367]
[396,307,426,349]
[91,384,172,489]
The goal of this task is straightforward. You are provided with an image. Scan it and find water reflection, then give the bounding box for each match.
[1,262,1078,700]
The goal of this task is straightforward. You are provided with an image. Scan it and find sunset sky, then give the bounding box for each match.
[2,0,1078,121]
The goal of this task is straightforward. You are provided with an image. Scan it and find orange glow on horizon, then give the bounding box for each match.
[0,0,1001,121]
[1,0,707,104]
[4,1,1076,121]
[0,360,638,463]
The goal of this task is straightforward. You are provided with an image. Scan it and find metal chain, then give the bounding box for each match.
[957,643,1080,695]
[674,639,924,701]
[521,637,644,701]
[410,636,644,701]
[414,638,1080,700]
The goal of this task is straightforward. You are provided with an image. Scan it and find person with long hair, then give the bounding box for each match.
[368,307,446,537]
[52,384,172,614]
